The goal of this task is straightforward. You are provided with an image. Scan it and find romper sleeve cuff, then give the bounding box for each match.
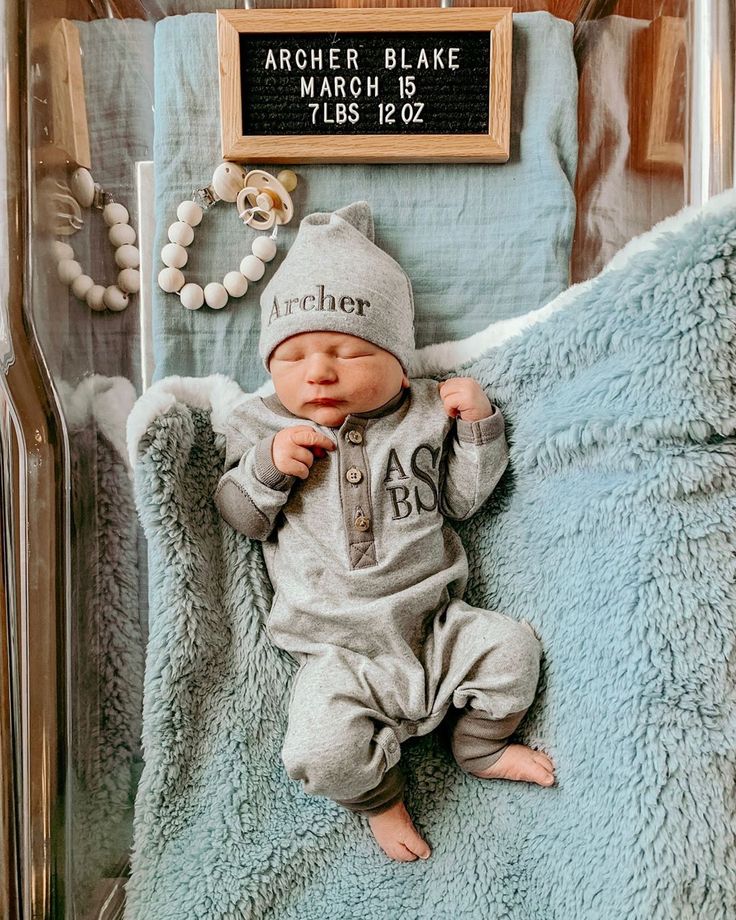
[456,405,505,445]
[253,435,293,491]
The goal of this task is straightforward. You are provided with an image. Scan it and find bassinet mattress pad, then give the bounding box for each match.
[125,189,736,919]
[151,11,577,391]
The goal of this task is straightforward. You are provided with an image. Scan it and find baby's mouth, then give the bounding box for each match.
[309,398,342,406]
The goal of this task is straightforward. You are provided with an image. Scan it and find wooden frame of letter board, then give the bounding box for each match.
[217,7,512,163]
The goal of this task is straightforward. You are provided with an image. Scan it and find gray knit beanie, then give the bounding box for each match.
[259,201,415,371]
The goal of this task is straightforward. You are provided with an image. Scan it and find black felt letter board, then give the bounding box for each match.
[240,32,491,136]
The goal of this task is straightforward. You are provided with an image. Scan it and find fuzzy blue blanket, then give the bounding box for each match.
[124,190,736,919]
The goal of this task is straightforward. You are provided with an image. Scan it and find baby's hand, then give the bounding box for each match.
[439,378,493,422]
[272,426,335,480]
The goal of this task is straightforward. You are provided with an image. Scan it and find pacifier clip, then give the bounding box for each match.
[157,164,298,311]
[46,167,140,313]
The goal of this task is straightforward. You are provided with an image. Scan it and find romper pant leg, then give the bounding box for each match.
[280,650,406,817]
[424,599,543,776]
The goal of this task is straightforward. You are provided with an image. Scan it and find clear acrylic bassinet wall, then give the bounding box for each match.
[0,1,733,918]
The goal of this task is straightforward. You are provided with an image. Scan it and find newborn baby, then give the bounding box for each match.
[215,201,555,862]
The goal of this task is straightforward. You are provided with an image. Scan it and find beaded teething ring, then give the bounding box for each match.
[157,163,297,311]
[46,167,140,313]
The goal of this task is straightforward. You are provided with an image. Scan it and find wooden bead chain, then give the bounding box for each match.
[158,200,278,311]
[157,164,297,311]
[50,167,140,313]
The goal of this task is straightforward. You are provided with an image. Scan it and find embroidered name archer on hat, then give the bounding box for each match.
[259,200,415,371]
[267,283,371,324]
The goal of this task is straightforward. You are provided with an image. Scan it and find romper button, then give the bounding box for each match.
[354,515,371,532]
[404,722,418,736]
[346,467,363,484]
[387,740,398,753]
[347,429,363,444]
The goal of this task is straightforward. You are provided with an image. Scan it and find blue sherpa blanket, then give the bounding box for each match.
[124,189,736,920]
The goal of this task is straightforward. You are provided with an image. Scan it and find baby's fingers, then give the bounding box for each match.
[289,426,336,451]
[279,455,312,479]
[287,447,314,479]
[440,390,463,417]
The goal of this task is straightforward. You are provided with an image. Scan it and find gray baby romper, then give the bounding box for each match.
[215,377,542,815]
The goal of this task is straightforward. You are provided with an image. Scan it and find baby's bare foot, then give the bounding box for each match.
[367,799,432,862]
[472,743,556,787]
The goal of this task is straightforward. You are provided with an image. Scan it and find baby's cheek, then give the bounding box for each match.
[362,369,393,398]
[274,372,305,406]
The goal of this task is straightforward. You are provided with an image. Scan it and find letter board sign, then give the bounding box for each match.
[217,8,512,163]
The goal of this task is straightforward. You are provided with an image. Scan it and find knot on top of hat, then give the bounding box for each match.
[300,200,375,243]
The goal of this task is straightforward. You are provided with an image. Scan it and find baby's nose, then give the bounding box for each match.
[306,355,338,383]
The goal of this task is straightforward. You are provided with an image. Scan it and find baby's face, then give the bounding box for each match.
[269,331,409,427]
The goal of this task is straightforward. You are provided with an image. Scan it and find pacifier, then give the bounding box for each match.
[235,169,296,230]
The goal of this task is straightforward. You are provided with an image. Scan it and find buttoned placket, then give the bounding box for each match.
[261,387,409,570]
[337,415,377,570]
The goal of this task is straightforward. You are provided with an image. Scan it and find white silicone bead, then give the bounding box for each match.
[51,240,74,262]
[118,268,140,294]
[212,163,247,202]
[115,244,140,269]
[223,271,248,298]
[204,282,228,310]
[70,167,95,208]
[103,285,129,312]
[57,259,83,285]
[71,274,94,300]
[251,236,277,262]
[109,223,136,247]
[180,283,204,310]
[161,242,188,269]
[240,254,265,281]
[103,203,129,227]
[168,221,194,247]
[85,284,107,312]
[158,267,185,293]
[177,201,203,227]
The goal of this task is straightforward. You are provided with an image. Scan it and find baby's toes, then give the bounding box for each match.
[535,768,555,787]
[387,842,420,862]
[528,759,555,786]
[368,801,431,862]
[400,830,431,861]
[532,751,555,772]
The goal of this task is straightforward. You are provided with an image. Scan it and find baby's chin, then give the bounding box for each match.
[299,403,352,427]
